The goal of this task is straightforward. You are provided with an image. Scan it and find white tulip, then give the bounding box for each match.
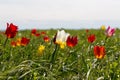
[56,30,70,44]
[55,30,70,48]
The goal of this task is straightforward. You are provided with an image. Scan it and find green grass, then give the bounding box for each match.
[0,29,120,80]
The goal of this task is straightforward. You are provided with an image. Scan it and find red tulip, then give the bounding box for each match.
[66,36,78,47]
[21,37,30,46]
[31,29,37,35]
[41,31,46,35]
[5,23,18,38]
[35,33,40,37]
[87,34,96,43]
[93,46,105,59]
[44,36,50,42]
[11,41,16,47]
[31,29,41,37]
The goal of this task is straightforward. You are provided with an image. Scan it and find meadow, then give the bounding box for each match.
[0,24,120,80]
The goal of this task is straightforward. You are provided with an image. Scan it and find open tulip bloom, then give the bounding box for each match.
[87,34,96,43]
[105,26,115,37]
[93,46,105,59]
[55,30,70,48]
[66,36,78,48]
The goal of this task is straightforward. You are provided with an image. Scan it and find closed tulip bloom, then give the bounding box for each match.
[16,38,21,46]
[11,41,16,47]
[93,46,105,59]
[41,31,46,35]
[21,37,30,46]
[105,26,115,37]
[44,36,50,42]
[35,33,40,37]
[5,23,18,38]
[87,34,96,43]
[101,25,106,30]
[31,29,40,37]
[66,36,78,47]
[31,29,37,35]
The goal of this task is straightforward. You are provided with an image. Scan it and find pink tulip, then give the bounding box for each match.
[105,26,115,37]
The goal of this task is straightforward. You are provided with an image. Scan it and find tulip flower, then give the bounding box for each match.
[87,34,96,43]
[16,38,22,46]
[101,25,106,30]
[31,29,37,35]
[41,31,46,35]
[66,36,78,47]
[31,29,40,37]
[35,33,40,37]
[55,30,70,49]
[38,45,45,56]
[21,37,30,46]
[44,36,50,42]
[11,41,16,47]
[4,23,18,47]
[93,46,105,59]
[105,26,115,37]
[86,29,89,33]
[5,23,18,38]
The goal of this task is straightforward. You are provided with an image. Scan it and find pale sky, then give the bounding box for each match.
[0,0,120,29]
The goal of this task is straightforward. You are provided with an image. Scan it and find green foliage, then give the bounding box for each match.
[0,29,120,80]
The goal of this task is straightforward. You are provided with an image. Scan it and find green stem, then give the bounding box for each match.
[3,37,8,47]
[50,44,58,63]
[104,36,108,46]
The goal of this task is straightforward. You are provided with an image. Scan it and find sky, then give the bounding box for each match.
[0,0,120,30]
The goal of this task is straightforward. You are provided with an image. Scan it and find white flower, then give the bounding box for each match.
[55,30,70,48]
[56,30,70,44]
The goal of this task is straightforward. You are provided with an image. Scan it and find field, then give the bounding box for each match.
[0,28,120,80]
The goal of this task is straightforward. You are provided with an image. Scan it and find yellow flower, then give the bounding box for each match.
[101,25,106,30]
[16,38,21,46]
[38,45,45,56]
[59,42,66,49]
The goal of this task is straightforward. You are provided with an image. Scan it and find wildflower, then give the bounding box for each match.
[55,30,70,49]
[87,34,96,43]
[31,29,37,35]
[101,25,106,30]
[44,36,50,42]
[31,29,40,37]
[38,45,45,56]
[35,33,40,37]
[66,36,78,47]
[105,26,115,37]
[5,23,18,38]
[93,46,105,59]
[11,41,16,47]
[21,37,30,46]
[16,38,21,46]
[41,31,46,35]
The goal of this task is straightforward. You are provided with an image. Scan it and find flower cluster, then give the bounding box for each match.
[31,29,40,37]
[3,23,116,60]
[11,37,30,47]
[54,30,78,49]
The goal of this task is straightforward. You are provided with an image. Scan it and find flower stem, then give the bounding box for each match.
[104,36,108,46]
[50,44,58,63]
[3,37,8,47]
